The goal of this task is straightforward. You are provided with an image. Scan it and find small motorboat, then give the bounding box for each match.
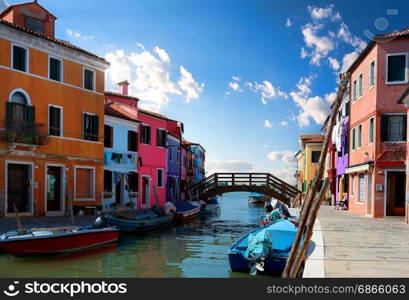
[0,217,119,256]
[228,219,297,275]
[107,209,174,232]
[199,197,220,215]
[174,202,201,222]
[248,193,269,205]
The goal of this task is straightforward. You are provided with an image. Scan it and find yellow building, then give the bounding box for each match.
[296,134,324,192]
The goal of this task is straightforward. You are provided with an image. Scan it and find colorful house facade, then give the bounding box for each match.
[346,29,408,220]
[0,1,109,217]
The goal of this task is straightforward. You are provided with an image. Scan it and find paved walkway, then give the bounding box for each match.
[318,206,409,277]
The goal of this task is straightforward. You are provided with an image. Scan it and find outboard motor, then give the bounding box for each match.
[93,215,109,229]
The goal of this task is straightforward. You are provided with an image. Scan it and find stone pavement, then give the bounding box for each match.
[318,206,409,277]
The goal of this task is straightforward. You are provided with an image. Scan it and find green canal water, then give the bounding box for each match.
[0,192,270,278]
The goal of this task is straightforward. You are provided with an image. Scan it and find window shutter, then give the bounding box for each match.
[49,106,55,135]
[381,115,388,141]
[6,102,13,127]
[93,115,99,141]
[128,130,131,151]
[156,128,160,147]
[26,106,35,124]
[403,115,407,141]
[83,114,88,139]
[147,126,151,144]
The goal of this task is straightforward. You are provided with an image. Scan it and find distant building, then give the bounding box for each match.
[346,28,408,221]
[0,1,109,217]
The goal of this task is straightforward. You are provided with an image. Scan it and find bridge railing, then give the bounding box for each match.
[187,172,301,204]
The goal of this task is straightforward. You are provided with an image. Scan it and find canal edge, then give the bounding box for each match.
[302,219,326,278]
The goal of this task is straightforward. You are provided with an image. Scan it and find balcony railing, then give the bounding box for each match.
[1,120,48,146]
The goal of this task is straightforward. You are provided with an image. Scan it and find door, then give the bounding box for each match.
[46,166,62,212]
[7,163,30,213]
[366,173,372,216]
[142,177,150,208]
[386,171,406,216]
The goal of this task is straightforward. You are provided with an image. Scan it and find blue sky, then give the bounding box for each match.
[3,0,409,182]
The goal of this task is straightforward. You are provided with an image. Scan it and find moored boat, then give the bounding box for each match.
[107,210,174,232]
[228,219,297,275]
[174,202,201,222]
[0,226,119,256]
[199,197,220,215]
[248,193,269,205]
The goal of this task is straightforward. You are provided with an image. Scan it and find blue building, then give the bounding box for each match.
[166,133,181,203]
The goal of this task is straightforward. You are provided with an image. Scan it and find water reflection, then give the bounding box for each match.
[0,192,270,278]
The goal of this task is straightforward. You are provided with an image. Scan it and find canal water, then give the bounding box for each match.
[0,192,270,278]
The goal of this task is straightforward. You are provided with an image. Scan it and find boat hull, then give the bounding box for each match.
[174,206,200,221]
[107,214,174,232]
[228,252,288,275]
[0,228,119,256]
[199,204,220,215]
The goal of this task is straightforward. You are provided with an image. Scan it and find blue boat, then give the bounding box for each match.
[228,219,297,275]
[107,211,174,232]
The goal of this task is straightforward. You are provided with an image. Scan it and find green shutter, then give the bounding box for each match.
[93,115,99,141]
[403,115,407,141]
[381,115,388,141]
[6,102,13,128]
[26,106,35,124]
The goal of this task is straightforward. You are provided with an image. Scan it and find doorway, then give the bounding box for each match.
[142,176,150,208]
[7,163,32,214]
[46,166,64,216]
[366,173,372,216]
[386,171,406,216]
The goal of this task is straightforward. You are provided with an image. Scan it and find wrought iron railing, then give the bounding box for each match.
[2,120,48,145]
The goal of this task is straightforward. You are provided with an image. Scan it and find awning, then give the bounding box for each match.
[345,161,374,174]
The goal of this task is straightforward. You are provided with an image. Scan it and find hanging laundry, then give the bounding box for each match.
[104,152,112,166]
[114,172,121,185]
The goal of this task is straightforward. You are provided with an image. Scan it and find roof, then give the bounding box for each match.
[138,108,169,121]
[347,27,409,74]
[182,139,206,152]
[0,19,108,63]
[397,86,409,104]
[0,1,57,19]
[105,91,140,102]
[299,134,324,148]
[105,100,140,123]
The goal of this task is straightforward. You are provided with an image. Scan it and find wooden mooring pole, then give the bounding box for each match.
[282,72,350,278]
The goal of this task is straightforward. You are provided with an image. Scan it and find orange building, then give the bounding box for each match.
[0,2,109,217]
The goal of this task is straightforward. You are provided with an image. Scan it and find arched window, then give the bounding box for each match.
[6,90,35,124]
[10,92,28,105]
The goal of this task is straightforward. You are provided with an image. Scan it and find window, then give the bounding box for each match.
[370,61,375,88]
[128,172,138,192]
[104,125,113,148]
[358,125,362,148]
[358,74,363,98]
[311,151,321,163]
[49,105,62,136]
[381,114,407,142]
[25,16,44,33]
[358,174,365,202]
[176,149,180,162]
[49,57,62,82]
[157,129,166,147]
[140,125,151,145]
[352,80,357,101]
[387,54,407,83]
[157,169,164,188]
[83,68,94,91]
[128,130,138,152]
[83,113,99,141]
[352,128,356,150]
[369,118,374,144]
[104,170,112,192]
[168,147,173,161]
[12,45,27,72]
[75,167,95,200]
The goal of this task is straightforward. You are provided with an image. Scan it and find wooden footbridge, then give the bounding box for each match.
[187,173,301,206]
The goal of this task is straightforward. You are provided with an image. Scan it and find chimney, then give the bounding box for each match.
[118,80,129,96]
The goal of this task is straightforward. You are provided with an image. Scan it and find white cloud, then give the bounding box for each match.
[178,66,205,103]
[341,50,359,72]
[229,81,242,92]
[328,57,340,70]
[263,144,269,148]
[308,4,341,22]
[206,160,255,174]
[105,45,203,111]
[153,46,170,64]
[232,76,241,81]
[338,23,367,50]
[302,23,335,66]
[247,80,287,104]
[272,167,297,185]
[280,121,289,127]
[267,150,297,164]
[66,28,95,40]
[285,18,292,28]
[289,76,335,127]
[264,120,273,128]
[300,47,308,59]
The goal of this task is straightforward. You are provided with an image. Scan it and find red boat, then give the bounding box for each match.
[0,227,119,256]
[174,205,201,222]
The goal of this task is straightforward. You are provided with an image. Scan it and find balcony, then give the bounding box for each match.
[1,120,48,147]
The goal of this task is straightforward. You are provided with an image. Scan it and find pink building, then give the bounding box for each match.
[346,28,409,221]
